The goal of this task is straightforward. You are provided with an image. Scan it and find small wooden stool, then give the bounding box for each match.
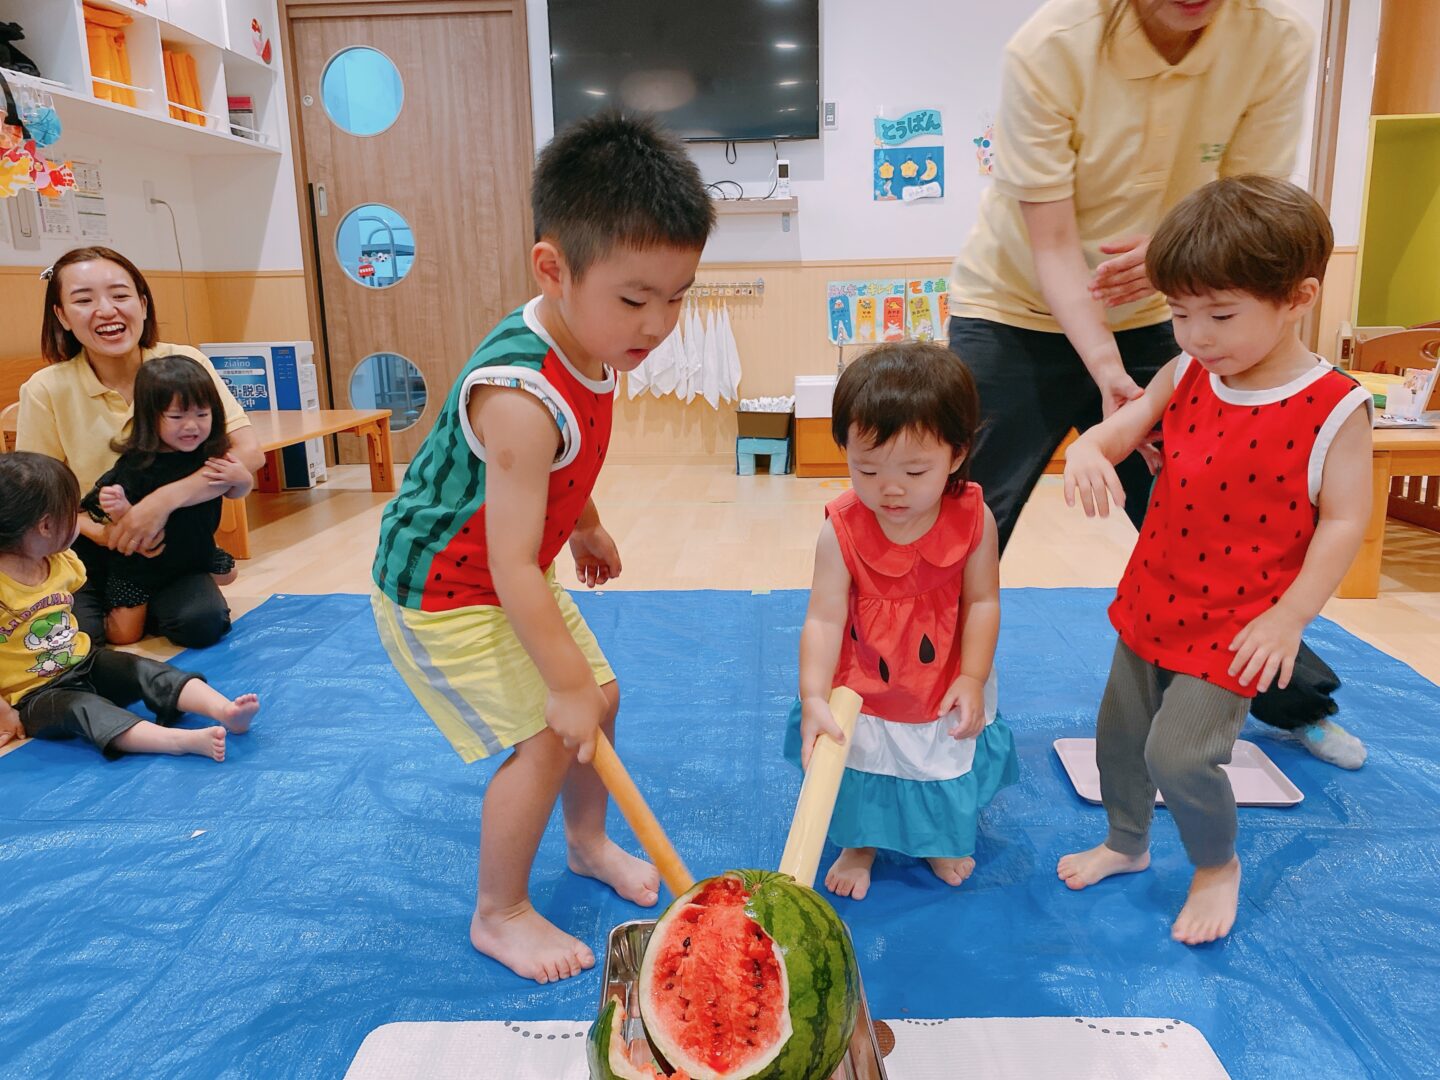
[736,436,792,476]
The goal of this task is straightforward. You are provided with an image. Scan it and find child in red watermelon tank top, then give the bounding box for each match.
[789,342,1019,901]
[1060,177,1373,946]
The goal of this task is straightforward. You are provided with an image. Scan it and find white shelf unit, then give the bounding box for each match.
[0,0,281,156]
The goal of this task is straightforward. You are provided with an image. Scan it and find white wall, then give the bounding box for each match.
[527,0,1378,262]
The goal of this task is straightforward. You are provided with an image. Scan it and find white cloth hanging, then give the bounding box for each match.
[719,304,742,403]
[680,302,705,403]
[647,318,680,397]
[627,351,651,399]
[701,306,724,409]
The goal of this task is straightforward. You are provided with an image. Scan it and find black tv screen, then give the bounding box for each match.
[548,1,820,142]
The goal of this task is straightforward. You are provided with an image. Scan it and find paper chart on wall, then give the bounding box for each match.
[827,278,949,345]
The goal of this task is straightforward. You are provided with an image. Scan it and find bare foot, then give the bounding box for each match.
[927,856,976,887]
[470,903,595,984]
[218,693,259,734]
[824,847,876,900]
[1057,843,1150,891]
[176,726,226,762]
[1172,857,1241,945]
[568,839,660,907]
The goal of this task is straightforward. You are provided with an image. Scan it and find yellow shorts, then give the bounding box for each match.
[371,568,614,763]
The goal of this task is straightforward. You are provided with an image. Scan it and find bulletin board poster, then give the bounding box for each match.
[827,278,949,344]
[874,147,945,201]
[826,279,906,344]
[906,277,949,341]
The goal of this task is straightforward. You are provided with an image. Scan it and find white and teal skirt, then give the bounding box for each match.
[784,678,1019,858]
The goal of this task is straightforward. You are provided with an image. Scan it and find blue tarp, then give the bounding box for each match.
[2,589,1437,1079]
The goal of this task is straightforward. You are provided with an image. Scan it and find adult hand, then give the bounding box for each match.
[106,494,169,556]
[570,524,622,588]
[1095,368,1146,420]
[1090,234,1155,309]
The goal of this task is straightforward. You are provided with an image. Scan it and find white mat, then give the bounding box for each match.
[345,1016,1230,1079]
[1054,738,1303,807]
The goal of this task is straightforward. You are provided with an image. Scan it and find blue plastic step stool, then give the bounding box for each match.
[736,436,792,476]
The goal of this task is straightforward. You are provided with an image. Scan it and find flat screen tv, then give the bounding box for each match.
[547,0,821,142]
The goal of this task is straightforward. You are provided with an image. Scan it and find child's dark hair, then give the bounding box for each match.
[1147,175,1334,304]
[110,355,231,470]
[832,342,981,494]
[532,112,715,280]
[0,452,80,555]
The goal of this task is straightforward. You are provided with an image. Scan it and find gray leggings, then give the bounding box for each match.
[1098,639,1249,868]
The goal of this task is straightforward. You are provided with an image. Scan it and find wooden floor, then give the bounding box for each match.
[220,461,1440,685]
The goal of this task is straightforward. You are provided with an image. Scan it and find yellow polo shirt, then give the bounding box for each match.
[950,0,1313,335]
[16,343,250,491]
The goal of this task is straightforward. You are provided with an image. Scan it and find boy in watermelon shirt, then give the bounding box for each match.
[1059,176,1372,945]
[371,114,714,983]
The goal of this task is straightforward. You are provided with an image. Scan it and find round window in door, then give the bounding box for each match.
[351,352,427,432]
[321,47,404,136]
[336,203,415,288]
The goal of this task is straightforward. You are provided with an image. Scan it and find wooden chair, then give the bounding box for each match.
[1,402,17,454]
[1351,327,1440,533]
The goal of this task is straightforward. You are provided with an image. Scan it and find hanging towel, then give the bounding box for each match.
[647,316,679,397]
[681,302,705,404]
[719,303,743,403]
[701,306,723,409]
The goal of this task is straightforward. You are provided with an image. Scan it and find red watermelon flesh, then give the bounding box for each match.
[642,877,791,1078]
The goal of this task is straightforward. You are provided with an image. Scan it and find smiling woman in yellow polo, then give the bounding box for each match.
[16,246,264,649]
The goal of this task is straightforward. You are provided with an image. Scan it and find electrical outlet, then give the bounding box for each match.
[143,180,156,212]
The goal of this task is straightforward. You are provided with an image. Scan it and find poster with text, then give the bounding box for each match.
[905,277,949,341]
[826,279,905,344]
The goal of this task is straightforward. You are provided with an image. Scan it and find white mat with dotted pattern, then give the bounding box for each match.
[344,1015,1229,1078]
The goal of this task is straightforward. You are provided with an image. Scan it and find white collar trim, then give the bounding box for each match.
[523,296,615,394]
[1204,355,1331,406]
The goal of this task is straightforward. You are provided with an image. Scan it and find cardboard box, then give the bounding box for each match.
[201,341,327,489]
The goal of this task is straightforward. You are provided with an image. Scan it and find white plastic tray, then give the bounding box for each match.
[1054,738,1304,807]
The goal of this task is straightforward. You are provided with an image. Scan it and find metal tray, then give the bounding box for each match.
[599,919,888,1080]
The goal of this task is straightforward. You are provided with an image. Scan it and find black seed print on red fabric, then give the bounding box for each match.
[568,479,575,488]
[1146,613,1152,622]
[1262,570,1270,581]
[1251,545,1260,554]
[1179,618,1186,627]
[1203,584,1210,594]
[919,635,936,664]
[1281,399,1288,408]
[1250,439,1258,449]
[1181,528,1189,537]
[1187,644,1194,653]
[1271,596,1281,605]
[1168,594,1176,602]
[1238,586,1246,596]
[1188,425,1196,434]
[1186,504,1194,512]
[1286,440,1295,450]
[1206,456,1213,465]
[1306,396,1315,405]
[1172,451,1180,460]
[1169,403,1178,412]
[1248,474,1257,483]
[1192,396,1199,405]
[1220,482,1228,491]
[462,526,471,534]
[447,590,455,598]
[1260,514,1267,524]
[1290,501,1298,510]
[1251,407,1260,416]
[459,554,469,563]
[850,624,858,641]
[1199,553,1207,562]
[1180,479,1188,488]
[1225,545,1232,555]
[1314,425,1321,435]
[1218,430,1225,438]
[589,417,595,427]
[1223,514,1231,522]
[434,573,442,581]
[878,657,891,683]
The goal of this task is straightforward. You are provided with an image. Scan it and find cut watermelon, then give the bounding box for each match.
[633,871,859,1080]
[589,995,693,1080]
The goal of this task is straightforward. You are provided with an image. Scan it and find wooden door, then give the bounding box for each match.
[286,0,535,461]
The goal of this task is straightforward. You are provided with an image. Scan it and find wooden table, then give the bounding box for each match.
[219,408,394,559]
[1338,419,1440,598]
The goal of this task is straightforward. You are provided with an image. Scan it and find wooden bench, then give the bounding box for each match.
[218,408,395,559]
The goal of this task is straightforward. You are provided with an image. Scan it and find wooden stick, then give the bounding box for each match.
[591,732,696,898]
[778,687,863,889]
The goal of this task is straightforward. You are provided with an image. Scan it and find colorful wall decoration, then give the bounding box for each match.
[873,147,944,202]
[827,277,949,344]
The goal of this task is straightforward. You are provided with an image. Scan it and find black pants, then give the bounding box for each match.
[948,316,1340,732]
[17,648,201,755]
[73,536,232,649]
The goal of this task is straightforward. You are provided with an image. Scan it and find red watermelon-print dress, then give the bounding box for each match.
[786,483,1020,857]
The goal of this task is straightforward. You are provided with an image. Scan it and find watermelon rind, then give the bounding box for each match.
[637,870,860,1080]
[589,994,674,1080]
